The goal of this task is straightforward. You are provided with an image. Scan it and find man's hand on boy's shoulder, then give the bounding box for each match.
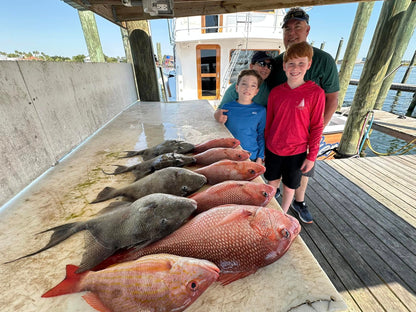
[214,109,228,123]
[301,158,315,173]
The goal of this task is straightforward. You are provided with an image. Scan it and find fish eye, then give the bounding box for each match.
[262,191,268,197]
[181,186,189,193]
[160,218,168,226]
[249,169,255,174]
[281,229,290,239]
[188,280,199,291]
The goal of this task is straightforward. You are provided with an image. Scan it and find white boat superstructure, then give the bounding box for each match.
[173,10,286,101]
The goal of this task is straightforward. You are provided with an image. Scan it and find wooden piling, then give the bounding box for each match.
[338,0,412,157]
[337,2,375,111]
[375,3,416,110]
[120,25,133,64]
[406,92,416,117]
[127,21,160,101]
[334,37,343,64]
[77,10,105,62]
[397,49,416,98]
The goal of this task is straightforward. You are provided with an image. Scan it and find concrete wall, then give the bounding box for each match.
[0,61,138,207]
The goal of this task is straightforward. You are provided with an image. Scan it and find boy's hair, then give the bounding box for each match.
[283,42,313,62]
[236,69,263,88]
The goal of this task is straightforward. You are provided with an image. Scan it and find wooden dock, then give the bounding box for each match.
[372,110,416,143]
[292,155,416,312]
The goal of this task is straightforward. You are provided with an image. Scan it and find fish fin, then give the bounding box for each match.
[95,201,131,216]
[90,187,118,203]
[132,168,153,181]
[218,208,253,226]
[76,232,116,273]
[131,258,172,272]
[42,264,86,297]
[119,150,143,158]
[111,165,130,175]
[218,271,255,286]
[4,222,81,264]
[82,292,112,312]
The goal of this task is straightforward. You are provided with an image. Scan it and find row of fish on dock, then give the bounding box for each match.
[5,137,301,312]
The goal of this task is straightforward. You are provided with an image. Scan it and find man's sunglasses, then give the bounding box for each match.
[283,10,309,24]
[256,61,273,69]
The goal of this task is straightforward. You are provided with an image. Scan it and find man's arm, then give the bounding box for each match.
[323,91,339,127]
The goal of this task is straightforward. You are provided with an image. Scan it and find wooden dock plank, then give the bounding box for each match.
[296,155,416,312]
[310,183,415,311]
[314,164,416,278]
[298,185,407,311]
[372,110,416,143]
[347,157,415,204]
[328,158,416,226]
[300,230,368,312]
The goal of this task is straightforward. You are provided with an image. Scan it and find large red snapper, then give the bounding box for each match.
[94,205,300,286]
[189,181,276,213]
[193,137,240,153]
[194,159,265,184]
[42,254,219,312]
[193,148,250,165]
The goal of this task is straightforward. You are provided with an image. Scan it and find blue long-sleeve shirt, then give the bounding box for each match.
[222,100,266,160]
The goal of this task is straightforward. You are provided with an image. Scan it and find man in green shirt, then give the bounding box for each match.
[214,51,273,123]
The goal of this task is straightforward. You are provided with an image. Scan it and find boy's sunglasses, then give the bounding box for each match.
[256,61,273,69]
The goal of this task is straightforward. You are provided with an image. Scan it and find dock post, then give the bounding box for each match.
[127,21,160,101]
[120,24,133,64]
[338,0,412,157]
[77,10,105,62]
[375,3,416,110]
[337,2,375,111]
[334,37,344,64]
[396,49,416,99]
[406,92,416,117]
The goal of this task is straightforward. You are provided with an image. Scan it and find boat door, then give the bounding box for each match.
[196,44,220,100]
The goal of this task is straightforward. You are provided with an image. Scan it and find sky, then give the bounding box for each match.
[0,1,415,62]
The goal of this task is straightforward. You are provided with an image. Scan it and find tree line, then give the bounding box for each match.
[0,50,126,63]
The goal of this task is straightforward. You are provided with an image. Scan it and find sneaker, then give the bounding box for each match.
[291,201,313,224]
[274,188,281,199]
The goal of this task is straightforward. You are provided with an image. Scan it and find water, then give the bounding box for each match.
[341,63,416,156]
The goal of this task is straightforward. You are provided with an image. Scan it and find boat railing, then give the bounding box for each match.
[174,12,283,40]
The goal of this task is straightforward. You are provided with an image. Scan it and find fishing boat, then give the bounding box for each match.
[172,9,285,101]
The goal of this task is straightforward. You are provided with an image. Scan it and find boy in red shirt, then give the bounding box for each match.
[264,41,325,223]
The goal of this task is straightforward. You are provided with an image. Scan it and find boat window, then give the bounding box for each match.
[228,49,281,83]
[201,15,223,33]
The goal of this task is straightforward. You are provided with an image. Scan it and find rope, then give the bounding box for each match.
[365,136,416,156]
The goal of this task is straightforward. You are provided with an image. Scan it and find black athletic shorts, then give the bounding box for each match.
[264,148,306,189]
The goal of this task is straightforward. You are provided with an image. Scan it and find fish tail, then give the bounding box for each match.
[119,150,144,158]
[4,222,81,264]
[90,187,118,203]
[41,264,86,297]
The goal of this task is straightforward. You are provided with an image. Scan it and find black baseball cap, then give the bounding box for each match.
[251,51,272,64]
[282,7,309,28]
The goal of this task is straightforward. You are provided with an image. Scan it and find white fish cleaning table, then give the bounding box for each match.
[0,100,347,312]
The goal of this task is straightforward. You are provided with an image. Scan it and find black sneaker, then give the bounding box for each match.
[274,188,281,199]
[291,201,313,223]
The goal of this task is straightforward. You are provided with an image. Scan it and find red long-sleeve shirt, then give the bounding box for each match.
[265,81,325,162]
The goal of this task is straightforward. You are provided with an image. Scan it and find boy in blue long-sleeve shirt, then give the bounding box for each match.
[221,69,266,164]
